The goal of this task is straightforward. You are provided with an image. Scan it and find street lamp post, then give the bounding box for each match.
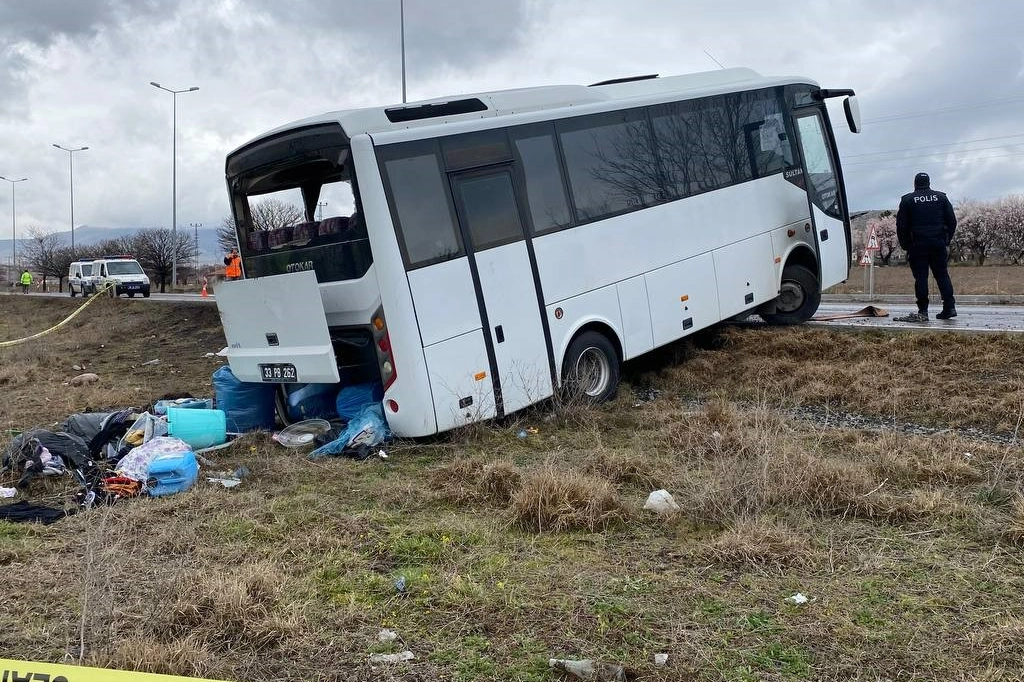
[0,176,27,276]
[400,0,407,103]
[150,81,199,289]
[52,145,88,251]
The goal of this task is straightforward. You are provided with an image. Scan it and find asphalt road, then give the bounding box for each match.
[809,301,1024,334]
[5,290,1024,333]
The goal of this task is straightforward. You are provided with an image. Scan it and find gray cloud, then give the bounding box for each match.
[0,0,1021,243]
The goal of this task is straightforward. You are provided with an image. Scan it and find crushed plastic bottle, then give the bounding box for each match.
[548,658,628,681]
[369,651,414,664]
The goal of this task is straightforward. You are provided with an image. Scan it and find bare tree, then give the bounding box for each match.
[131,228,198,292]
[219,198,304,252]
[81,236,136,260]
[23,228,77,292]
[217,216,239,253]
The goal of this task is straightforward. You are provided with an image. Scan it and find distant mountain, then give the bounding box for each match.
[0,225,226,265]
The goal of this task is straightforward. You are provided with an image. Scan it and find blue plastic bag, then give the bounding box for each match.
[335,382,384,421]
[212,365,277,432]
[286,383,340,421]
[309,404,390,459]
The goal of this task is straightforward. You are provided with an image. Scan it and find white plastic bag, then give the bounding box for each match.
[643,489,680,513]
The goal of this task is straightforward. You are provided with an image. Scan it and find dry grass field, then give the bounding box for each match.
[828,264,1024,296]
[1,294,1024,682]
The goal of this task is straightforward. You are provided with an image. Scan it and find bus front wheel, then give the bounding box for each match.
[561,331,620,403]
[761,264,820,325]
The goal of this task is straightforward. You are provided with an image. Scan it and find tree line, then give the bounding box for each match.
[21,227,197,293]
[862,195,1024,266]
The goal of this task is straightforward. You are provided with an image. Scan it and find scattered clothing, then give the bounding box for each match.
[0,501,71,525]
[115,436,192,482]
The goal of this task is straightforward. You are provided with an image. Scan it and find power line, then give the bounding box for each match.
[844,132,1024,159]
[844,143,1024,167]
[864,96,1024,124]
[844,152,1024,174]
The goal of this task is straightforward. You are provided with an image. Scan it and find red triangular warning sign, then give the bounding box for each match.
[866,228,880,251]
[860,252,872,266]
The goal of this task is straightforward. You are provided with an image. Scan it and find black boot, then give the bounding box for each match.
[936,307,957,320]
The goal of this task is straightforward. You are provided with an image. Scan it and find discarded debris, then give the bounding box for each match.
[811,305,889,322]
[632,387,661,406]
[653,653,668,667]
[369,651,415,664]
[517,427,539,439]
[548,658,628,681]
[377,629,398,643]
[0,486,16,499]
[394,575,407,592]
[643,489,680,514]
[786,593,810,605]
[141,359,161,366]
[72,364,83,371]
[70,373,99,386]
[207,476,242,488]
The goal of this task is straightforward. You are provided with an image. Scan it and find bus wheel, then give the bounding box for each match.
[562,331,620,403]
[761,264,820,325]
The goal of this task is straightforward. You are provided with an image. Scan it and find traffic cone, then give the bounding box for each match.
[201,278,209,298]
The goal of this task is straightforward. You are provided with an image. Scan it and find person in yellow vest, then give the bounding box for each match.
[19,269,32,293]
[224,247,242,281]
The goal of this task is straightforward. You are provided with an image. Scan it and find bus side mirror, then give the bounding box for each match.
[844,96,862,134]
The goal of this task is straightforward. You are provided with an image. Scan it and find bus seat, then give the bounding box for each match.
[292,221,319,244]
[268,225,295,249]
[247,230,269,252]
[318,216,348,236]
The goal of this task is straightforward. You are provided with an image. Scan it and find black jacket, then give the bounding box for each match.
[896,189,957,250]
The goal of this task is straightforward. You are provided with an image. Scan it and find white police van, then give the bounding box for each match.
[68,260,99,297]
[92,255,152,298]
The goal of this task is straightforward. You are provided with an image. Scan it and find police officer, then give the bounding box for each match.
[895,172,957,322]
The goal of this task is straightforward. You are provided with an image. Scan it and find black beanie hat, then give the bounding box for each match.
[914,172,930,189]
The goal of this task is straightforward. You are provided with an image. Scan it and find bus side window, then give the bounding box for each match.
[381,144,464,268]
[510,126,572,234]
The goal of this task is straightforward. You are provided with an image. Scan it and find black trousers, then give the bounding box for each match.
[908,241,955,312]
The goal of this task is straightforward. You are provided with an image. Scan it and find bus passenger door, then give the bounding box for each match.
[794,112,849,289]
[450,168,554,416]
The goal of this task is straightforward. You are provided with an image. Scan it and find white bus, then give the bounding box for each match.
[215,68,861,437]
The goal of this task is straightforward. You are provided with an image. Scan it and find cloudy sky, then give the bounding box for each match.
[1,0,1022,245]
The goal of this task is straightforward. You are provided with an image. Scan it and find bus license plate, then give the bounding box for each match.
[259,363,298,383]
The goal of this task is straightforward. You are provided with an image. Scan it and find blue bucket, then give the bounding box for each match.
[167,408,227,450]
[154,398,213,415]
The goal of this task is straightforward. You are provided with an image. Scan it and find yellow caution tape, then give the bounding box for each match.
[0,659,229,682]
[0,284,115,349]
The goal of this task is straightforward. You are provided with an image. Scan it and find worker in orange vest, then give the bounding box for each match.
[224,247,242,281]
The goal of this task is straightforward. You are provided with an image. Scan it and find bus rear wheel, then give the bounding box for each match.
[561,331,620,403]
[761,264,820,325]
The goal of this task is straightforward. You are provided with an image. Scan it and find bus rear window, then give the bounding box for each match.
[239,181,359,254]
[226,127,373,282]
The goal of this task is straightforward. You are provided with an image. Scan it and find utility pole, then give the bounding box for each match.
[400,0,407,103]
[191,222,202,279]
